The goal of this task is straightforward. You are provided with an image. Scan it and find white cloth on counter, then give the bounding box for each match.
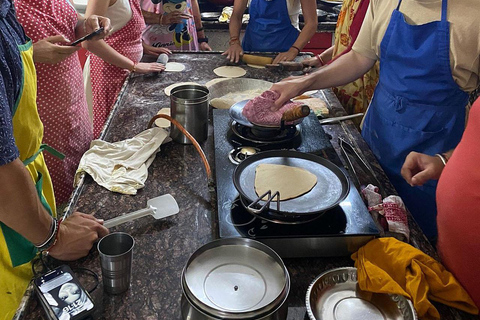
[75,127,169,195]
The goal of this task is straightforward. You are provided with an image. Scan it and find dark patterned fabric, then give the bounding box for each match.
[0,0,26,165]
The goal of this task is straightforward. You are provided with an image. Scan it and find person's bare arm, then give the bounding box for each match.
[272,0,317,64]
[83,0,164,73]
[191,0,212,51]
[222,0,248,62]
[271,50,376,106]
[0,159,108,260]
[302,46,334,67]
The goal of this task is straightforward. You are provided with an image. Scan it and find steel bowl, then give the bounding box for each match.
[306,267,417,320]
[181,238,290,320]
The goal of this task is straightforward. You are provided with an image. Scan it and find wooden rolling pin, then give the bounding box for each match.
[282,105,310,122]
[241,54,274,66]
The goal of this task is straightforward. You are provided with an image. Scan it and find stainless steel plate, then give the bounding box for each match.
[208,78,272,101]
[306,267,417,320]
[183,238,289,317]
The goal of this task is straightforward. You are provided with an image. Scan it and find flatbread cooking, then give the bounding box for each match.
[165,62,186,72]
[213,66,246,78]
[255,163,317,200]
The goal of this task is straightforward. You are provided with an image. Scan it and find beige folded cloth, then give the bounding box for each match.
[75,127,169,195]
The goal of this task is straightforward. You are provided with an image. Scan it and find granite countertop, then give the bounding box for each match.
[18,52,477,320]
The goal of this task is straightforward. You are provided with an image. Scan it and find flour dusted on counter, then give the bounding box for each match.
[210,89,264,109]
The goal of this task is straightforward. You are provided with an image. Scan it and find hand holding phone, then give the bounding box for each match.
[69,27,105,46]
[34,265,95,320]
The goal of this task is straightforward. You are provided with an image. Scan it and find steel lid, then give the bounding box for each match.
[182,238,289,318]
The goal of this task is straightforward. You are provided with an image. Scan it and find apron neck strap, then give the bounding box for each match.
[441,0,447,22]
[397,0,448,21]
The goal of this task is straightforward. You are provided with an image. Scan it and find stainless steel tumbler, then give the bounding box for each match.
[97,232,135,294]
[170,84,209,144]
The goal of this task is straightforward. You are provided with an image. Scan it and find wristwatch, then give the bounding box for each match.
[198,37,208,43]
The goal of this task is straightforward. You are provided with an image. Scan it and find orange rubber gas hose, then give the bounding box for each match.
[148,114,212,180]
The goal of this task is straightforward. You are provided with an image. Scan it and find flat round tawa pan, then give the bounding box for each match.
[233,150,350,215]
[208,78,272,100]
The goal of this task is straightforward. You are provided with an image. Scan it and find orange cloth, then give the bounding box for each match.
[437,99,480,308]
[351,238,478,320]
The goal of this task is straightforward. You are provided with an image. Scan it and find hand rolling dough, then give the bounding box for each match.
[255,163,317,201]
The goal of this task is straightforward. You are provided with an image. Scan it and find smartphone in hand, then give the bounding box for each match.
[69,27,105,46]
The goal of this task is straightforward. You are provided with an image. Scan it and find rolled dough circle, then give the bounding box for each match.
[205,78,228,87]
[165,62,186,72]
[213,66,246,78]
[154,108,171,128]
[164,82,199,96]
[247,64,265,69]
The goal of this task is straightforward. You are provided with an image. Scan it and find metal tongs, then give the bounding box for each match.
[338,138,387,198]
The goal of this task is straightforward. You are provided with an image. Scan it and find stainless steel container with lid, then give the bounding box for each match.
[306,267,417,320]
[170,84,209,144]
[181,238,290,320]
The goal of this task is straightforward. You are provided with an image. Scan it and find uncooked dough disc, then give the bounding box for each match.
[247,64,265,69]
[154,108,171,128]
[164,82,199,96]
[165,62,186,72]
[255,163,317,201]
[205,78,228,87]
[213,66,246,78]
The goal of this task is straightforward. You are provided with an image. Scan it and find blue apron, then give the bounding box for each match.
[361,0,468,238]
[242,0,299,52]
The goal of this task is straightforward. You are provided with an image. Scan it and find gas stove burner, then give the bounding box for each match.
[231,121,300,144]
[228,146,261,165]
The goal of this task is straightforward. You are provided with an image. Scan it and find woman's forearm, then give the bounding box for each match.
[305,50,375,90]
[142,9,162,25]
[83,40,134,70]
[291,21,316,51]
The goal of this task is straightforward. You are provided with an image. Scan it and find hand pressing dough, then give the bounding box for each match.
[154,108,171,128]
[213,66,246,78]
[165,62,186,72]
[164,82,199,96]
[255,163,317,201]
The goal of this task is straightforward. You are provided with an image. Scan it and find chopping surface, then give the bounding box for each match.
[18,52,470,320]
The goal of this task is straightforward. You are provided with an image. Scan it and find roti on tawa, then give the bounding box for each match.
[213,66,246,78]
[165,62,186,72]
[255,163,317,201]
[154,108,171,128]
[164,82,199,96]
